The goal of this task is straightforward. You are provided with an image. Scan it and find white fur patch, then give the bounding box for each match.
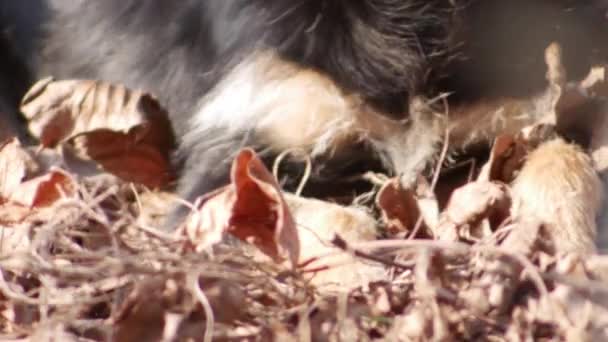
[188,52,443,181]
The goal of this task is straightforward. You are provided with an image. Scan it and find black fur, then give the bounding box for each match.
[6,1,456,123]
[1,1,607,228]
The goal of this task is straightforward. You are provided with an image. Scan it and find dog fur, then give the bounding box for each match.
[1,0,607,227]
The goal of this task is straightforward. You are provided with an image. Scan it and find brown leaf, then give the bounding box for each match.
[376,178,420,235]
[228,148,300,265]
[20,78,175,187]
[180,149,300,266]
[478,134,528,183]
[70,130,173,188]
[376,177,438,238]
[9,168,76,208]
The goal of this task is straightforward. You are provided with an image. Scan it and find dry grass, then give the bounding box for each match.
[1,173,608,341]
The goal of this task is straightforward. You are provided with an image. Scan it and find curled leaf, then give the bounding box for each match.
[179,148,300,267]
[20,78,175,187]
[436,181,511,241]
[376,178,420,235]
[478,134,528,183]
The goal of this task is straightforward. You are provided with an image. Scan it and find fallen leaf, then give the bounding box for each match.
[69,131,173,188]
[375,176,438,238]
[477,134,528,183]
[228,149,300,265]
[180,149,386,291]
[179,149,300,267]
[286,194,387,292]
[435,181,510,241]
[180,187,235,252]
[376,178,420,235]
[9,168,76,208]
[20,78,175,188]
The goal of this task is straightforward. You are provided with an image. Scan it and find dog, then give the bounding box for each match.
[1,0,607,227]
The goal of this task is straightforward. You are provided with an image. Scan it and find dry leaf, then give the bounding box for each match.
[180,187,235,252]
[285,194,387,292]
[179,148,300,266]
[70,131,173,188]
[376,178,420,235]
[227,149,300,265]
[8,168,76,208]
[435,181,510,241]
[478,134,529,183]
[180,148,385,290]
[375,176,439,238]
[20,78,175,188]
[21,78,173,148]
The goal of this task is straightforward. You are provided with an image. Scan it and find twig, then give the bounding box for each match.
[190,274,215,342]
[272,148,312,196]
[330,235,415,270]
